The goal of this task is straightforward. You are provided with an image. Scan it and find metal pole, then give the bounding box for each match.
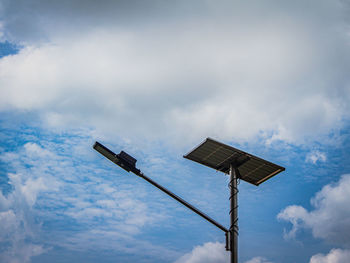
[229,164,238,263]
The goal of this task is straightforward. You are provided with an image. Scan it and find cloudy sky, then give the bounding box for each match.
[0,0,350,262]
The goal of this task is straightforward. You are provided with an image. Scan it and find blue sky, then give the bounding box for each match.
[1,1,350,263]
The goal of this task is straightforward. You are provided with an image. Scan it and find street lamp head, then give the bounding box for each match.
[93,141,140,175]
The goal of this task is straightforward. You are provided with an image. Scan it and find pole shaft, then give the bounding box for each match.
[230,165,238,263]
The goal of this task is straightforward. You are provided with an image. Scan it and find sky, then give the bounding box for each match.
[0,0,350,262]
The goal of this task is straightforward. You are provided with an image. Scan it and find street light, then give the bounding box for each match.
[93,138,285,263]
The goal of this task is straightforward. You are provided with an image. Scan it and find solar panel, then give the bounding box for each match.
[184,138,285,186]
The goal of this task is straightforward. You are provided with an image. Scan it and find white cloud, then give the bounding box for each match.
[0,243,46,263]
[0,210,16,233]
[0,144,52,263]
[24,142,55,159]
[174,242,274,263]
[0,134,176,260]
[278,174,350,245]
[0,1,349,147]
[0,175,48,263]
[309,248,350,263]
[19,176,47,207]
[306,151,327,164]
[174,242,229,263]
[245,257,273,263]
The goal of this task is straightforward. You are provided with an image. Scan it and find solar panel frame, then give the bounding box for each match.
[184,138,285,186]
